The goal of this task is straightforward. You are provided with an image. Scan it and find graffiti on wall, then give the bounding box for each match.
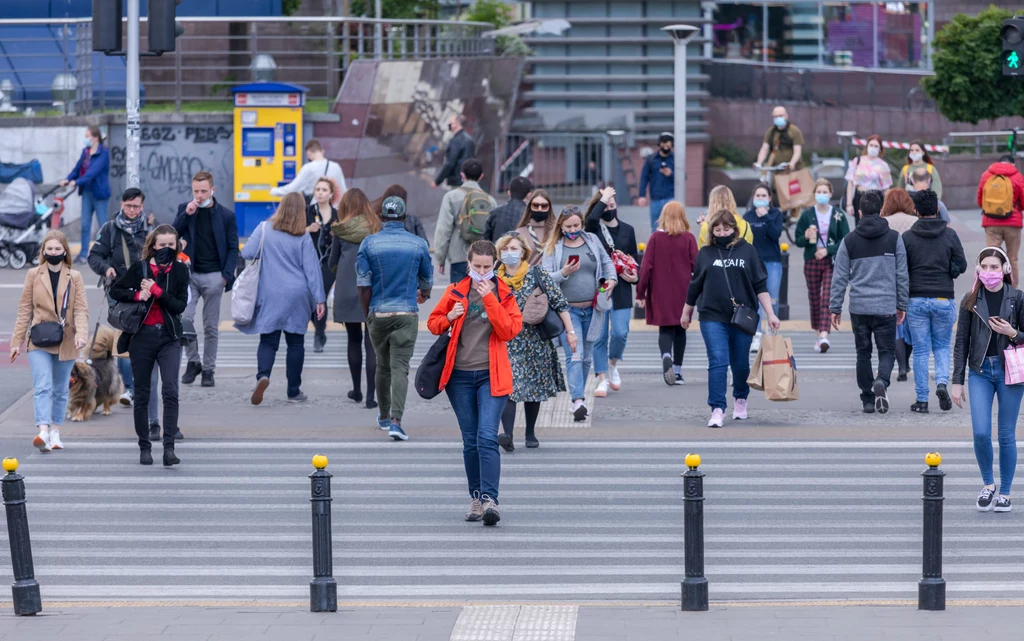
[108,124,234,223]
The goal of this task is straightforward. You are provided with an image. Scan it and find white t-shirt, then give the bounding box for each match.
[269,159,347,198]
[814,206,832,248]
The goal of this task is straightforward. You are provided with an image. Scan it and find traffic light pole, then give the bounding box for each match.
[125,0,141,189]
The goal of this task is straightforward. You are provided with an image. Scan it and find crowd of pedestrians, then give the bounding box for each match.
[14,123,1024,519]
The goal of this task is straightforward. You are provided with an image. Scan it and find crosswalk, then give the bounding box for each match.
[211,330,873,372]
[2,440,1021,603]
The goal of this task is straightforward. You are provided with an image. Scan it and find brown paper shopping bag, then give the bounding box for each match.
[747,341,764,391]
[774,168,815,211]
[761,333,799,401]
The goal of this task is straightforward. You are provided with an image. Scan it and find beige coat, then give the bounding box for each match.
[12,266,89,362]
[883,212,919,235]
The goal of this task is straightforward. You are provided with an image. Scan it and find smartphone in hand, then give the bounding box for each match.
[567,255,580,265]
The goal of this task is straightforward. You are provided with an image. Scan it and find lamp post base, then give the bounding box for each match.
[12,579,41,616]
[310,578,337,613]
[681,577,708,612]
[918,578,945,611]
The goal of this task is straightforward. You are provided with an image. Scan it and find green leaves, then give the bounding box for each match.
[923,7,1024,124]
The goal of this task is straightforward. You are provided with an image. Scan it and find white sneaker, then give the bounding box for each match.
[32,429,51,453]
[813,338,823,353]
[594,380,610,398]
[818,336,830,354]
[732,399,748,420]
[707,408,724,428]
[119,390,133,407]
[48,429,63,450]
[750,333,762,354]
[608,365,622,391]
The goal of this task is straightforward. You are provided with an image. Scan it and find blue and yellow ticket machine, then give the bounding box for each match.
[231,82,308,236]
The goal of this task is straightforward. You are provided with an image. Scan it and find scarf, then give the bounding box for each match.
[114,210,146,237]
[498,260,530,290]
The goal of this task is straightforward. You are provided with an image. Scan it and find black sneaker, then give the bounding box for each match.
[174,429,184,441]
[995,495,1012,513]
[139,449,153,466]
[148,422,160,441]
[675,373,684,385]
[181,362,202,385]
[313,335,326,353]
[862,400,875,414]
[977,487,996,512]
[872,379,889,414]
[910,401,929,413]
[498,433,514,453]
[525,435,539,449]
[662,355,674,386]
[935,384,953,412]
[201,370,215,387]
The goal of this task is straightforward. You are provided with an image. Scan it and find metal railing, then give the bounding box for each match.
[499,132,612,205]
[707,59,933,110]
[0,16,493,115]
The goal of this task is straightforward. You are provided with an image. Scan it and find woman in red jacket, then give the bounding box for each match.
[636,201,698,386]
[428,240,523,526]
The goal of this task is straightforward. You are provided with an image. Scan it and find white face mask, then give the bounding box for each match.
[199,197,213,208]
[909,152,923,163]
[500,251,521,268]
[469,269,494,282]
[867,146,881,158]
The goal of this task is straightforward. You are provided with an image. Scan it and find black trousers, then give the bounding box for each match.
[312,264,335,342]
[658,326,687,366]
[850,313,896,403]
[129,324,181,449]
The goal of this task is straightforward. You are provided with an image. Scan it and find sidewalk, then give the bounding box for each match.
[0,604,1020,641]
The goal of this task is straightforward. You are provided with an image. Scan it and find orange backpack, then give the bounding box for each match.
[982,174,1015,218]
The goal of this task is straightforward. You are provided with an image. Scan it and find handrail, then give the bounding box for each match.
[0,17,492,27]
[708,58,932,76]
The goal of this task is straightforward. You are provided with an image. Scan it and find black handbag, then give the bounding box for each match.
[536,308,564,341]
[107,263,155,334]
[30,276,71,348]
[718,248,760,336]
[415,329,451,400]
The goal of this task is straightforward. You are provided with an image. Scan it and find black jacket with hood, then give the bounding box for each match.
[953,282,1024,384]
[902,217,967,300]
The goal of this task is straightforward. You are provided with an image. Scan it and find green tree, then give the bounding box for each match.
[923,6,1024,124]
[461,0,529,57]
[349,0,441,19]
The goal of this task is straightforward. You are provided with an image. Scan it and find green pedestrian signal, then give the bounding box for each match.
[1004,18,1024,77]
[1010,51,1021,69]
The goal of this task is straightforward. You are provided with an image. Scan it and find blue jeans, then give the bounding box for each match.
[594,308,631,375]
[907,297,956,402]
[257,331,304,398]
[700,320,753,411]
[79,191,109,257]
[649,198,671,233]
[28,350,76,427]
[969,356,1024,495]
[445,369,506,501]
[560,306,594,400]
[449,262,468,285]
[758,261,782,331]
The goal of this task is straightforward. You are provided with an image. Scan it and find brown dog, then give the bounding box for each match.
[67,329,124,421]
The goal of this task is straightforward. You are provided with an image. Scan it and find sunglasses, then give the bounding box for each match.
[504,231,522,238]
[530,202,551,211]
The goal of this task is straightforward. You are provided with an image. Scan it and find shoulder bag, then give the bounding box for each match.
[522,287,549,325]
[415,328,451,399]
[231,222,266,325]
[717,248,760,336]
[598,221,638,274]
[30,275,71,348]
[108,263,156,334]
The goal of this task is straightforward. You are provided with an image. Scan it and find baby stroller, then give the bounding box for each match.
[0,179,68,269]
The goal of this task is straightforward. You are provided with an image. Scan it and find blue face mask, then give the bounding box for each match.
[753,199,770,209]
[83,138,92,148]
[563,230,583,241]
[815,193,831,205]
[773,116,787,128]
[199,198,213,208]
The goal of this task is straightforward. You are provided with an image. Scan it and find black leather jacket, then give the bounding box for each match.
[952,283,1024,384]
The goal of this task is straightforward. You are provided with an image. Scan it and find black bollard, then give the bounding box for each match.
[309,455,337,612]
[919,452,945,611]
[681,453,708,611]
[778,248,790,321]
[2,458,41,616]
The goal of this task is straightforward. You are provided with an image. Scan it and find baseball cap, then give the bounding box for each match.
[658,132,674,144]
[382,196,406,219]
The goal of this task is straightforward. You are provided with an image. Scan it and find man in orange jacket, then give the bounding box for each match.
[978,156,1024,284]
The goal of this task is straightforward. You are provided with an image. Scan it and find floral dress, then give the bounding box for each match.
[506,266,569,402]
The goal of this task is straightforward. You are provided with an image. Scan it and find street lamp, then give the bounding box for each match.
[662,24,699,207]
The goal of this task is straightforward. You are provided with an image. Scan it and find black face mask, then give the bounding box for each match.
[44,253,66,265]
[154,247,175,265]
[600,208,617,222]
[530,209,549,222]
[448,123,454,132]
[660,145,672,155]
[713,233,734,248]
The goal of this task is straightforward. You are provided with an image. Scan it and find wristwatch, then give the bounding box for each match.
[568,330,577,335]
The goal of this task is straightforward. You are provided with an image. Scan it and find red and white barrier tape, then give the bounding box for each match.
[500,140,530,172]
[851,137,948,154]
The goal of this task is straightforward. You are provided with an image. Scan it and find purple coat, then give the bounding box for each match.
[636,230,698,327]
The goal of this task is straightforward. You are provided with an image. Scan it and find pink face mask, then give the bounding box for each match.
[977,269,1005,290]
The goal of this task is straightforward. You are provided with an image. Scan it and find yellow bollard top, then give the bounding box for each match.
[2,457,17,473]
[312,454,329,470]
[780,242,789,252]
[685,453,701,470]
[925,452,941,468]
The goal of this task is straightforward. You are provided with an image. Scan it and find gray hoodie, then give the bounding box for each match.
[829,214,908,316]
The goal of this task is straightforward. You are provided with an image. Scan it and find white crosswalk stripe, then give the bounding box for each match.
[208,330,893,372]
[1,440,1018,603]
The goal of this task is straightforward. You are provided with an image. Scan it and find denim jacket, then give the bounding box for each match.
[356,222,433,314]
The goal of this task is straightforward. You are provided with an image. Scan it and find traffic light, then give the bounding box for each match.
[1002,16,1024,77]
[92,0,123,53]
[149,0,184,55]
